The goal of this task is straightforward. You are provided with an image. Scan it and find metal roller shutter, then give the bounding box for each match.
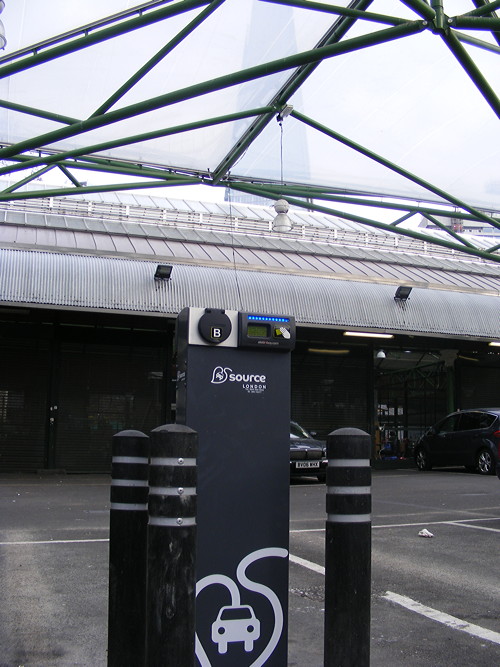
[0,340,49,471]
[291,352,369,439]
[55,343,165,472]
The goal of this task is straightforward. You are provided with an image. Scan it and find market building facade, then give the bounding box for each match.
[1,192,499,472]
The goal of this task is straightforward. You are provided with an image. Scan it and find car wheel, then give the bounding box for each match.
[476,448,494,475]
[415,447,432,471]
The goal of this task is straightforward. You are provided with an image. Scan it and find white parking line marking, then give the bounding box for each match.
[0,538,109,546]
[291,516,500,533]
[383,591,500,646]
[289,554,325,575]
[445,521,500,534]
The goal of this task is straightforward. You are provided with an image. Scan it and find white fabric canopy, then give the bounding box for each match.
[1,0,500,258]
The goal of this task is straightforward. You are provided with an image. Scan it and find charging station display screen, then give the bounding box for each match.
[247,324,269,338]
[239,313,295,350]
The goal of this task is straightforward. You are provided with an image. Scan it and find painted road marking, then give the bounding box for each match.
[0,538,109,546]
[288,555,500,647]
[290,516,500,533]
[383,591,500,646]
[289,553,325,575]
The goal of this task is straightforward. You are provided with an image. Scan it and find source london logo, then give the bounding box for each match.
[210,366,267,394]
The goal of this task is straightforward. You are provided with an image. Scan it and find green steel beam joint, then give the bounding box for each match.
[430,1,447,32]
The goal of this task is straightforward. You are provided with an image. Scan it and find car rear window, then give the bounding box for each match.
[459,412,496,430]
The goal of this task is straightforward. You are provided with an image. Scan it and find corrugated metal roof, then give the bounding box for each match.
[1,207,499,296]
[1,248,499,341]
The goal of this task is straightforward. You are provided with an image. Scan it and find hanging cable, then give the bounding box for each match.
[227,181,243,311]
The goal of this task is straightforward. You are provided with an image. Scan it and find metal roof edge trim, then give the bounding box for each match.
[0,248,499,340]
[1,241,498,297]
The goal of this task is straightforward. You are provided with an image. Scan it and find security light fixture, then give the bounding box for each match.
[154,264,172,281]
[394,286,412,301]
[489,341,500,347]
[344,331,394,339]
[276,104,293,123]
[272,199,292,232]
[376,350,386,359]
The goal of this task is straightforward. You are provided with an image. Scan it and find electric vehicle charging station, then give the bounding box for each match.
[175,307,295,667]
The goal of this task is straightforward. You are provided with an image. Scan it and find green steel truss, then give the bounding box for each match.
[1,0,500,262]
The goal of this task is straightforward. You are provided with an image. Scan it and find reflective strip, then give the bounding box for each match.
[149,516,196,527]
[328,459,370,467]
[328,486,371,495]
[150,457,196,466]
[149,486,196,496]
[111,479,148,487]
[110,502,148,511]
[327,514,371,523]
[112,456,148,464]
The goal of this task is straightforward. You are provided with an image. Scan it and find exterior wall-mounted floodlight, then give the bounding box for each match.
[154,264,172,280]
[394,286,412,301]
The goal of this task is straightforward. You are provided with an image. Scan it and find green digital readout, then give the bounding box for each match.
[247,323,269,338]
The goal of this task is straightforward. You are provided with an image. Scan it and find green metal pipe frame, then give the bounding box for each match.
[0,0,211,80]
[439,28,500,119]
[90,0,225,118]
[467,1,500,17]
[0,1,175,66]
[246,183,500,226]
[212,0,376,182]
[261,0,407,27]
[0,106,275,181]
[0,20,424,165]
[227,181,500,264]
[290,110,500,231]
[1,2,499,265]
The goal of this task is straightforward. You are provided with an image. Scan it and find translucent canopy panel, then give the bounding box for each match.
[0,0,500,262]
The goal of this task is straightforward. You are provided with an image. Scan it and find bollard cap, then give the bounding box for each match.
[151,423,197,434]
[327,427,369,437]
[112,429,149,438]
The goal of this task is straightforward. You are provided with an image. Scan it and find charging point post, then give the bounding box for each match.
[175,307,295,667]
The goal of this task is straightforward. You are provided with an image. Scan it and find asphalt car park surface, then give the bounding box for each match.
[1,467,499,666]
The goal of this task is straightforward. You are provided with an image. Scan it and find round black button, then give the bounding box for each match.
[198,309,232,344]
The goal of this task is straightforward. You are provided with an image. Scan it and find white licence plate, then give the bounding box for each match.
[296,461,320,469]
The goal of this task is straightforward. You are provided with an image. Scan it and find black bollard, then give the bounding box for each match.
[324,428,371,667]
[145,424,198,667]
[108,429,150,667]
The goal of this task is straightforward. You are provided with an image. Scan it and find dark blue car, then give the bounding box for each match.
[414,408,500,475]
